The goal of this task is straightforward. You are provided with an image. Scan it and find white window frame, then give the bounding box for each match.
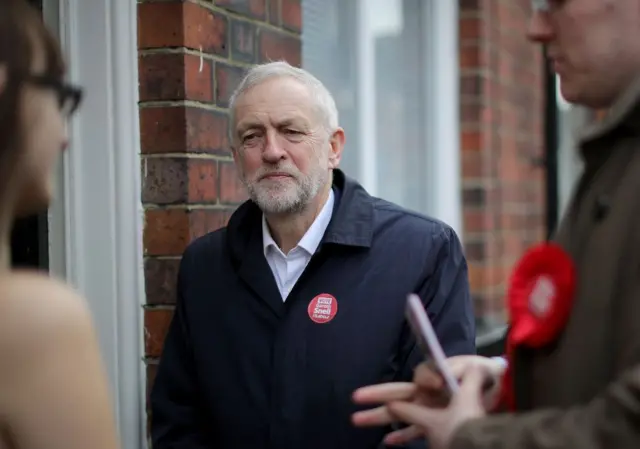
[306,0,462,236]
[422,1,462,237]
[43,1,146,448]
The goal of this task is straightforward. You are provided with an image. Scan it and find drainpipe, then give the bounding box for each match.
[544,51,559,240]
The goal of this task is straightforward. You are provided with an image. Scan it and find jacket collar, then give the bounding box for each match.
[261,188,335,257]
[580,75,640,161]
[226,169,374,266]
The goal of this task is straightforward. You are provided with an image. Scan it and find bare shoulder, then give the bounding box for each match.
[0,272,120,449]
[0,271,94,361]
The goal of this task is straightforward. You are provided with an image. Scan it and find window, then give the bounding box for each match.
[302,0,461,228]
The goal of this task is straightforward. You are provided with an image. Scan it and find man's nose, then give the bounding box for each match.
[262,132,286,163]
[526,11,553,43]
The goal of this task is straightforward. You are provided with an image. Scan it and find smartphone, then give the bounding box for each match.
[405,293,460,394]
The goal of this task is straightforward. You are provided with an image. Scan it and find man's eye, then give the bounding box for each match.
[284,129,301,135]
[242,134,257,142]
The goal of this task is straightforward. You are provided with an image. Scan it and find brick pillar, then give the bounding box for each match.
[459,1,546,327]
[137,0,302,434]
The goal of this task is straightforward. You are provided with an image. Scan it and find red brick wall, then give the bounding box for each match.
[137,0,302,433]
[459,1,546,325]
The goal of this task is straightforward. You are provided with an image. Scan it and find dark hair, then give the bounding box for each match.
[0,0,66,183]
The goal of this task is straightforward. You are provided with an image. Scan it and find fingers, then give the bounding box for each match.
[387,401,438,429]
[451,364,489,410]
[414,357,477,389]
[459,363,491,394]
[414,363,444,389]
[383,425,423,446]
[351,382,417,428]
[352,382,416,404]
[352,405,397,427]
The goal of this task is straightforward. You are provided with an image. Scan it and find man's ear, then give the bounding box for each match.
[328,127,345,169]
[230,145,240,165]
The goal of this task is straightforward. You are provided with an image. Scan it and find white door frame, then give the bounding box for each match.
[43,1,146,448]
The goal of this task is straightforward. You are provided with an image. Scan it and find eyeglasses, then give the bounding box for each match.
[531,0,565,12]
[531,0,549,10]
[25,74,83,117]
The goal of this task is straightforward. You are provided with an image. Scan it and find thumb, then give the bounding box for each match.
[454,364,486,403]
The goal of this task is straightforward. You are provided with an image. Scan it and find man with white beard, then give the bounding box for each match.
[150,61,476,449]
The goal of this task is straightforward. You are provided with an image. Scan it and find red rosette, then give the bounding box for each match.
[493,243,576,412]
[507,243,576,348]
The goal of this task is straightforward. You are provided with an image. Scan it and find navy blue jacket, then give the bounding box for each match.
[150,169,476,449]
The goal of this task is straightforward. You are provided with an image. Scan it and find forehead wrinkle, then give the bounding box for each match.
[236,110,310,134]
[235,76,321,121]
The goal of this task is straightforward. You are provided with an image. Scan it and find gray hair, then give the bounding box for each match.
[228,61,339,143]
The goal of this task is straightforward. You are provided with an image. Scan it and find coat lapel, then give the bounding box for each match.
[236,224,285,318]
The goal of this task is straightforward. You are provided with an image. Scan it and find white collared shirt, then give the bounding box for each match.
[262,190,335,301]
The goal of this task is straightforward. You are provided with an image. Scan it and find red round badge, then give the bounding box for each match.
[307,294,338,324]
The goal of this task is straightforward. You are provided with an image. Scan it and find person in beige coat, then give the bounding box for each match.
[350,1,640,448]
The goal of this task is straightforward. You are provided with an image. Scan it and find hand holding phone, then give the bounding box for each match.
[405,293,460,394]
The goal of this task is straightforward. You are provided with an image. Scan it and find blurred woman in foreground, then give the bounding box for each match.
[0,1,120,448]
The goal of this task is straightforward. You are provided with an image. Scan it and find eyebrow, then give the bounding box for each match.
[236,117,308,136]
[236,122,261,137]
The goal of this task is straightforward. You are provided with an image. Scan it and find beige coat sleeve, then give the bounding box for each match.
[450,226,640,449]
[449,365,640,449]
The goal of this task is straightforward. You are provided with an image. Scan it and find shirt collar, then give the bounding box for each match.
[262,189,335,256]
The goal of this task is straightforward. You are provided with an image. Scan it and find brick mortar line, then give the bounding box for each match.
[459,51,541,79]
[142,153,233,161]
[461,179,491,188]
[460,2,530,19]
[480,285,509,297]
[459,11,483,19]
[143,304,175,311]
[460,53,542,69]
[143,203,240,210]
[459,101,544,120]
[462,213,546,220]
[192,0,301,38]
[460,70,544,89]
[461,181,546,193]
[144,255,182,261]
[459,99,486,108]
[497,0,532,20]
[460,113,544,127]
[460,122,544,133]
[468,260,526,270]
[458,136,546,147]
[464,229,545,241]
[461,180,548,192]
[139,47,257,70]
[460,125,541,137]
[139,100,228,112]
[460,123,485,132]
[461,178,547,190]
